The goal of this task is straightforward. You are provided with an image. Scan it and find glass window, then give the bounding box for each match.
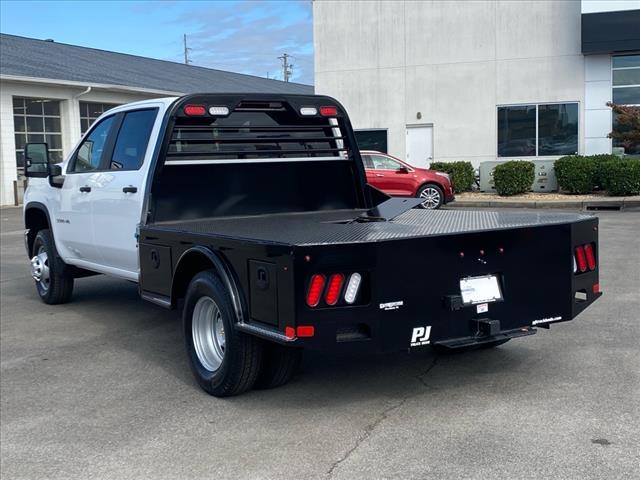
[538,104,578,156]
[12,97,63,177]
[79,101,120,134]
[612,54,640,105]
[72,116,115,172]
[361,154,374,169]
[110,110,156,170]
[498,103,578,157]
[354,130,388,153]
[370,154,402,170]
[497,105,536,157]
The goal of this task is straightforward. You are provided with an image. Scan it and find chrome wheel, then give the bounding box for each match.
[419,187,441,209]
[31,246,50,292]
[192,296,226,372]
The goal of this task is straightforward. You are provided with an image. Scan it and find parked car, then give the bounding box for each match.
[361,150,454,209]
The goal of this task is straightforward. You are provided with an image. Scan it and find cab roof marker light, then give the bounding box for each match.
[209,106,230,116]
[184,104,206,116]
[319,106,338,117]
[300,107,318,116]
[344,272,362,304]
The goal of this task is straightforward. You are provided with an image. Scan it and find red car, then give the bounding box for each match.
[360,150,455,209]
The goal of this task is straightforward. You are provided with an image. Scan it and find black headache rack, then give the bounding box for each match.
[147,93,374,224]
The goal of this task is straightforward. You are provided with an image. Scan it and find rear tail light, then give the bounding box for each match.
[306,271,363,307]
[306,274,326,307]
[574,243,596,274]
[325,273,345,306]
[584,243,596,271]
[575,246,587,273]
[344,273,362,304]
[183,104,206,116]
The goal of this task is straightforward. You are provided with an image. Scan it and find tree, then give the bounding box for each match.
[607,102,640,154]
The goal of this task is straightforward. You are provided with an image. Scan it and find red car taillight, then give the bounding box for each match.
[306,274,326,307]
[575,246,587,273]
[325,273,345,306]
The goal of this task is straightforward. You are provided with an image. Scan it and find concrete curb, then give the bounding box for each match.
[448,197,640,210]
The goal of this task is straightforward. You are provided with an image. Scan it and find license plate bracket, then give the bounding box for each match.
[459,274,503,305]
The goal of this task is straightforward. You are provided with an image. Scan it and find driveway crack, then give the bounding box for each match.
[326,355,438,478]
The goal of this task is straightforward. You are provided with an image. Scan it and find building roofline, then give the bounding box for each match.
[0,74,183,96]
[0,33,313,89]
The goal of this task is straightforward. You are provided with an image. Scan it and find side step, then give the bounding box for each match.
[433,326,536,350]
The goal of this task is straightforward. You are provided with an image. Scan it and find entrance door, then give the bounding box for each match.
[405,125,433,169]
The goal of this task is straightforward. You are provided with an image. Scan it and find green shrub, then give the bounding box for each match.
[601,158,640,196]
[554,155,597,194]
[429,161,474,192]
[590,154,619,189]
[493,161,535,196]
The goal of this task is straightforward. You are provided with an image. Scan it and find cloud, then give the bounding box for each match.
[146,0,314,84]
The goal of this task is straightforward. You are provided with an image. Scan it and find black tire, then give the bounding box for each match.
[432,338,510,354]
[183,270,262,397]
[31,229,74,305]
[417,183,444,209]
[254,343,302,390]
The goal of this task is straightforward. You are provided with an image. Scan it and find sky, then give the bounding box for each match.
[0,0,314,84]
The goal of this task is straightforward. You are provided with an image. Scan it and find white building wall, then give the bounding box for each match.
[0,80,161,205]
[314,0,589,167]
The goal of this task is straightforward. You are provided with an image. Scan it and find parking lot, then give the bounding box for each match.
[1,206,638,480]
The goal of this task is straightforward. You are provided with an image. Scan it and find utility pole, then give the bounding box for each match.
[183,34,192,65]
[278,53,293,82]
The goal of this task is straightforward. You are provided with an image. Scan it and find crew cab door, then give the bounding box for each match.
[56,115,118,263]
[90,108,159,277]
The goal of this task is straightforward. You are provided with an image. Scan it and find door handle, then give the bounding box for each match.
[375,174,385,177]
[79,186,91,193]
[122,186,138,194]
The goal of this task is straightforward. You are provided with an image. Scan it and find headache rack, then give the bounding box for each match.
[164,99,351,164]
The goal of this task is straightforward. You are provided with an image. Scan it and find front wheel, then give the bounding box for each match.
[417,184,444,209]
[183,270,262,397]
[31,229,74,304]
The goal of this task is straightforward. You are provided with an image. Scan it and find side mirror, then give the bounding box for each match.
[24,143,50,178]
[397,166,409,174]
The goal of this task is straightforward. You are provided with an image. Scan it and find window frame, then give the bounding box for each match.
[109,108,159,171]
[612,54,640,106]
[67,107,158,174]
[497,101,580,158]
[353,128,388,154]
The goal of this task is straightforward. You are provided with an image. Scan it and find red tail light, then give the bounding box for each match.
[319,106,338,117]
[325,273,345,306]
[575,246,587,273]
[584,243,596,271]
[184,104,206,116]
[306,274,326,307]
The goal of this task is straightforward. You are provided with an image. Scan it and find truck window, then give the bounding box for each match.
[71,115,115,173]
[110,109,157,170]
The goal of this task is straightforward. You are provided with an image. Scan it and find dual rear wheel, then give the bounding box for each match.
[183,270,301,397]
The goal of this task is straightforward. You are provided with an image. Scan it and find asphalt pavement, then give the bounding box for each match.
[1,206,638,480]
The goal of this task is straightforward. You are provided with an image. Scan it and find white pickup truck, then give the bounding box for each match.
[23,93,601,396]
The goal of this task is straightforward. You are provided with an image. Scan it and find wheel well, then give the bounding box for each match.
[416,182,444,196]
[171,251,216,305]
[25,207,50,255]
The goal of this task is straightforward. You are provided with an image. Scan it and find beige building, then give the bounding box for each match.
[313,0,640,169]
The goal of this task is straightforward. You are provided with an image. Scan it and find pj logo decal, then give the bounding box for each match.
[410,326,432,347]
